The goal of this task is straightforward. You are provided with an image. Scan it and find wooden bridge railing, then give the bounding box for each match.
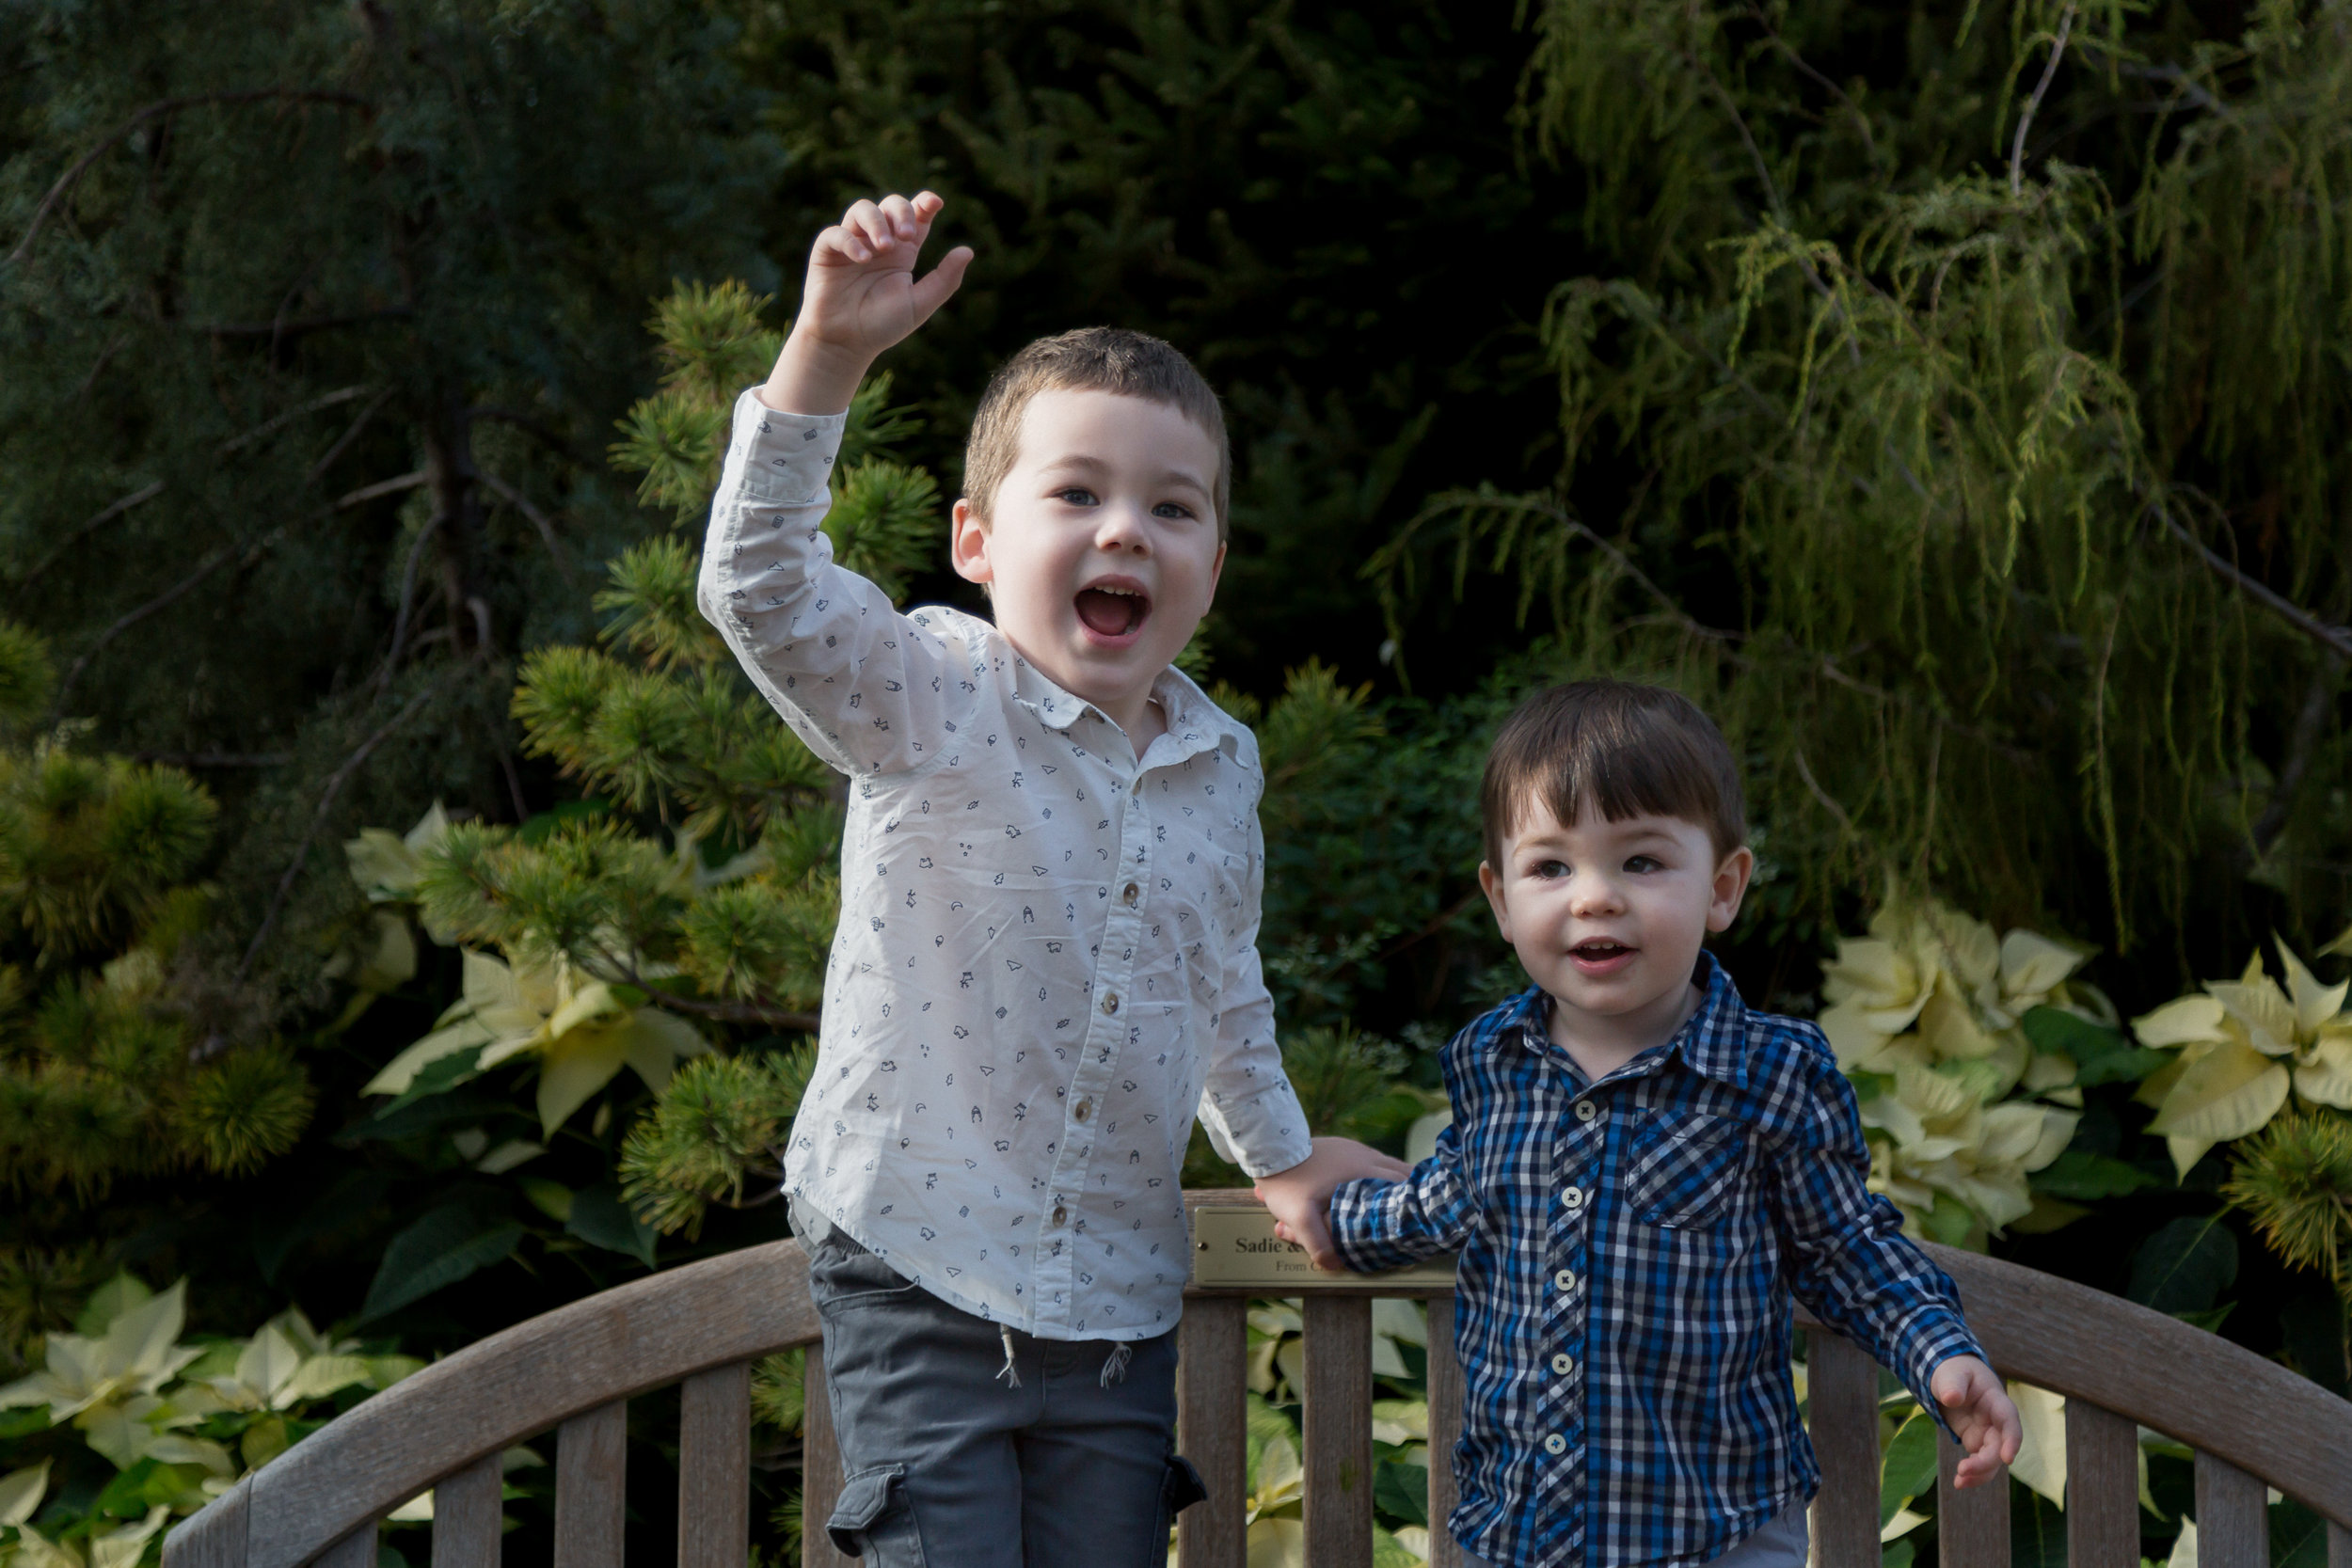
[165,1191,2352,1568]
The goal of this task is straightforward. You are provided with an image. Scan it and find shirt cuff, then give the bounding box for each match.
[1214,1079,1312,1180]
[732,389,847,499]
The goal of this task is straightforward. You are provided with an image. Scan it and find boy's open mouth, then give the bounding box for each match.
[1075,582,1151,640]
[1569,938,1637,974]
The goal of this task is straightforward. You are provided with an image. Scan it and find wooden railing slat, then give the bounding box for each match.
[2194,1451,2266,1568]
[1805,1331,1881,1566]
[1178,1297,1249,1568]
[430,1452,503,1568]
[311,1524,375,1568]
[2330,1519,2352,1568]
[1424,1293,1464,1568]
[801,1341,854,1567]
[678,1362,750,1568]
[166,1475,249,1568]
[1935,1437,2010,1568]
[554,1399,628,1568]
[2063,1399,2137,1568]
[1302,1296,1375,1568]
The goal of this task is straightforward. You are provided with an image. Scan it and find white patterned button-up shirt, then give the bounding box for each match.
[698,389,1312,1340]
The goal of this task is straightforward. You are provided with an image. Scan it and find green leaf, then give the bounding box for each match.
[1880,1408,1938,1526]
[1922,1191,1976,1246]
[368,1044,487,1122]
[1373,1459,1428,1528]
[2173,1303,2235,1332]
[2274,1497,2330,1568]
[518,799,611,846]
[2021,1006,2167,1085]
[360,1199,526,1323]
[565,1182,658,1267]
[2030,1149,2162,1201]
[1883,1542,1915,1568]
[2127,1214,2240,1315]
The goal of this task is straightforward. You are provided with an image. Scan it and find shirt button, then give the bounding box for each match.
[1073,1099,1092,1123]
[1543,1433,1567,1456]
[1553,1268,1577,1291]
[1102,991,1120,1016]
[1563,1186,1585,1212]
[1575,1100,1597,1123]
[1551,1353,1574,1374]
[1052,1204,1068,1226]
[1121,882,1140,906]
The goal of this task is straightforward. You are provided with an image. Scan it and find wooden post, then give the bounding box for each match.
[555,1399,628,1568]
[1424,1293,1465,1568]
[2062,1401,2138,1568]
[678,1362,751,1568]
[2193,1452,2266,1568]
[313,1525,377,1568]
[1805,1333,1881,1567]
[1179,1297,1249,1568]
[801,1342,856,1568]
[1303,1297,1375,1568]
[431,1453,503,1568]
[1936,1435,2009,1568]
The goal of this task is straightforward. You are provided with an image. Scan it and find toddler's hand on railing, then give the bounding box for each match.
[1931,1354,2022,1488]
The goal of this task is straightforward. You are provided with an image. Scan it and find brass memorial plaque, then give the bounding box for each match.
[1188,1206,1457,1291]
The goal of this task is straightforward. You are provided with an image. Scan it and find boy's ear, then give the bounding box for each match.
[1707,846,1755,934]
[949,497,993,585]
[1478,860,1514,945]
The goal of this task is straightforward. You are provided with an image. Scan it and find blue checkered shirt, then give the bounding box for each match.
[1329,956,1984,1568]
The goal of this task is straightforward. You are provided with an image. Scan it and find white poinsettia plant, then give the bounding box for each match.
[1819,901,2098,1243]
[0,1275,418,1562]
[2130,932,2352,1177]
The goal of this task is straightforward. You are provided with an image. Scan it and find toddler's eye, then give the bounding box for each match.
[1152,501,1195,520]
[1624,854,1661,874]
[1057,487,1098,506]
[1533,859,1569,879]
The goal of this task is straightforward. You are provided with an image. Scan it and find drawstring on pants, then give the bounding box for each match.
[996,1324,1022,1389]
[1100,1342,1132,1387]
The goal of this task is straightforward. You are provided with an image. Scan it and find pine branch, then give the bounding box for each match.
[306,388,393,483]
[215,384,374,456]
[477,468,578,587]
[2010,1,2079,197]
[16,482,164,588]
[5,90,373,267]
[235,673,460,985]
[190,307,413,339]
[2151,495,2352,660]
[49,528,284,716]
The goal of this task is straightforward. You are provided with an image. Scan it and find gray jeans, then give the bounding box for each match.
[1461,1498,1810,1568]
[801,1216,1204,1568]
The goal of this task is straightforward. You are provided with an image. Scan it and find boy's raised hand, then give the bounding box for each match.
[1931,1354,2022,1487]
[762,191,974,416]
[1256,1136,1413,1273]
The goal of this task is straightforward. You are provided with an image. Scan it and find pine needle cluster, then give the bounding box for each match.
[2224,1114,2352,1293]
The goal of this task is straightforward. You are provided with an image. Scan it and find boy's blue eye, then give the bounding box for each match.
[1057,487,1097,506]
[1625,855,1661,874]
[1152,501,1194,519]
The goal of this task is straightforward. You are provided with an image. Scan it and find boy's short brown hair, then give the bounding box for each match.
[1479,680,1747,869]
[962,326,1230,539]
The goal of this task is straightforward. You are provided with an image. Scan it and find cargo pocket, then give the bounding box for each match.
[1155,1455,1209,1551]
[827,1462,925,1565]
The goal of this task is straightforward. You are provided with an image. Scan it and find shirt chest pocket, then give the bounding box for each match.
[1623,1112,1753,1230]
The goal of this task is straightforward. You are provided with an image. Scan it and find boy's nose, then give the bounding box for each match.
[1094,504,1152,554]
[1568,875,1626,915]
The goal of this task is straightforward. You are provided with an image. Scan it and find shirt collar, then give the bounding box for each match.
[1499,950,1750,1089]
[1009,651,1244,761]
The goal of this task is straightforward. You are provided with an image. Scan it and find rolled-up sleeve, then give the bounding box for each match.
[1195,807,1311,1179]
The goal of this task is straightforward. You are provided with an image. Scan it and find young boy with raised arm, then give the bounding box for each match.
[1282,681,2021,1568]
[696,189,1405,1568]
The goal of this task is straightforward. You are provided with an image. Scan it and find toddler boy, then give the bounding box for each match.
[1304,680,2020,1568]
[696,190,1402,1568]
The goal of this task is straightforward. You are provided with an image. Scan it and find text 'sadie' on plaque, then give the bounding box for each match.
[1188,1206,1458,1291]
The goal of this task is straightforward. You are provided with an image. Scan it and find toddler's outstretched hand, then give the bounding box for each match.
[1931,1354,2021,1488]
[763,191,974,415]
[1255,1136,1412,1272]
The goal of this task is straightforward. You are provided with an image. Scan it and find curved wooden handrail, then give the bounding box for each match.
[163,1208,2352,1565]
[170,1238,820,1568]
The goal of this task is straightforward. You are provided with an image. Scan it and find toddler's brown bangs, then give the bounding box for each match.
[1479,681,1745,868]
